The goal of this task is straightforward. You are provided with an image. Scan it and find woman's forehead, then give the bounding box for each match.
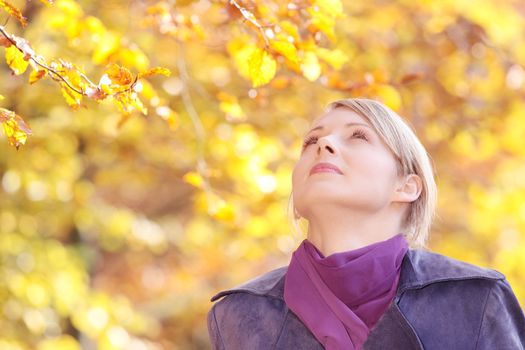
[309,108,370,129]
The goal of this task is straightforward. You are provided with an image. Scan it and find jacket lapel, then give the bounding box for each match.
[362,299,424,349]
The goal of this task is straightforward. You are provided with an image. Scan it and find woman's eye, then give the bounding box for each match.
[302,136,318,149]
[351,129,368,141]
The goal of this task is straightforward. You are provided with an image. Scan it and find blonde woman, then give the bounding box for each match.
[207,99,525,349]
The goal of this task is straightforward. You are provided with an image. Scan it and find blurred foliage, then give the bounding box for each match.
[1,0,525,348]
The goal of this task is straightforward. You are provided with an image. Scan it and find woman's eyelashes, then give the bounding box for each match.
[302,129,368,149]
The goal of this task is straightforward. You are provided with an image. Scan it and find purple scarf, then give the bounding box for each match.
[283,233,409,350]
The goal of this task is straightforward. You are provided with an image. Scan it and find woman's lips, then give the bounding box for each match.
[309,162,343,175]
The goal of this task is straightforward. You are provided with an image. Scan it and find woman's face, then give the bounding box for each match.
[292,107,402,219]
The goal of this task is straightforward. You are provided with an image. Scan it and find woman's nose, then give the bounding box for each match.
[317,137,336,154]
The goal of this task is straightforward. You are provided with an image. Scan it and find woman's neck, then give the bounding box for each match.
[305,207,404,257]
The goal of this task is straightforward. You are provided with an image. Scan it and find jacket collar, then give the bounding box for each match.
[210,248,504,302]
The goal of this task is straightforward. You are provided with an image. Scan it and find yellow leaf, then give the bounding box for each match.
[92,31,120,64]
[0,94,3,100]
[227,37,257,80]
[118,47,150,71]
[248,48,277,87]
[138,67,171,78]
[183,172,204,189]
[29,69,47,84]
[270,40,298,63]
[217,92,245,120]
[300,51,321,81]
[60,83,83,109]
[315,48,348,69]
[278,21,300,42]
[206,193,235,222]
[113,91,147,115]
[307,8,337,41]
[5,45,28,75]
[220,100,245,121]
[37,335,80,350]
[0,0,28,27]
[373,84,402,111]
[0,107,32,149]
[314,0,344,17]
[128,94,147,115]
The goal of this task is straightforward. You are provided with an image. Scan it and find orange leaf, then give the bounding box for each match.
[0,107,32,149]
[0,35,11,48]
[106,63,133,85]
[29,69,47,84]
[0,1,28,27]
[138,67,171,78]
[399,72,424,84]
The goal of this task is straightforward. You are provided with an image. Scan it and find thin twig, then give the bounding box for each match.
[175,41,215,199]
[229,0,270,47]
[0,25,85,95]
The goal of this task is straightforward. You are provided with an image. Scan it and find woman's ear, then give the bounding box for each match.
[393,174,422,203]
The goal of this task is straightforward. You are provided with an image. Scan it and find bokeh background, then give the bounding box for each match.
[1,0,525,349]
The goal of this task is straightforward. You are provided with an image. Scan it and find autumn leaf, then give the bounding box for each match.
[92,31,120,64]
[206,192,235,222]
[217,92,245,120]
[315,0,344,17]
[60,82,83,109]
[269,40,298,63]
[0,107,32,149]
[5,45,29,75]
[0,35,11,47]
[248,48,277,87]
[106,63,133,85]
[278,20,300,42]
[183,171,204,189]
[138,67,171,78]
[113,91,147,116]
[0,0,28,27]
[399,72,424,84]
[373,84,402,111]
[308,9,336,41]
[315,47,348,69]
[29,69,47,84]
[300,51,321,81]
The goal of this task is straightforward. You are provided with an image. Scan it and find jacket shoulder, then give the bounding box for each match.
[210,265,287,302]
[402,249,505,291]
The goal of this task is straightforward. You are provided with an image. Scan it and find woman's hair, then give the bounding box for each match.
[288,98,438,249]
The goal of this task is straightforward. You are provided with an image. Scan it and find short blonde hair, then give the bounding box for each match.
[288,98,437,249]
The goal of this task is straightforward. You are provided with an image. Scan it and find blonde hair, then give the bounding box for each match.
[288,98,437,249]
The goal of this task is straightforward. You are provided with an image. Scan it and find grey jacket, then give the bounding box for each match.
[207,248,525,349]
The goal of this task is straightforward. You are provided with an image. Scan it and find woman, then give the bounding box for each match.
[207,98,525,349]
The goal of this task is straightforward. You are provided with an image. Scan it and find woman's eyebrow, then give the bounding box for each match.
[306,122,372,135]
